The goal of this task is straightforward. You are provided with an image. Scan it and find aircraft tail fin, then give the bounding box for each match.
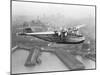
[16,27,33,36]
[23,27,33,33]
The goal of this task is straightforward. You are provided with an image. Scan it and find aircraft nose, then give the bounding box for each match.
[79,36,85,43]
[81,36,85,41]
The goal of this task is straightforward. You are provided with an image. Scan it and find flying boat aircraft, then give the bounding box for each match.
[17,24,86,45]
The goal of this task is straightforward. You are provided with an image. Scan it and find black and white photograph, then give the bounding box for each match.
[11,0,96,74]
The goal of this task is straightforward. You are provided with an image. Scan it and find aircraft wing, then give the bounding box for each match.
[18,31,55,36]
[27,31,55,35]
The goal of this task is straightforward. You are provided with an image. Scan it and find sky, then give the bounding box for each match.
[12,1,95,20]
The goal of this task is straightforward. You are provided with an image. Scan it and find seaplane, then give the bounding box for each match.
[16,24,86,47]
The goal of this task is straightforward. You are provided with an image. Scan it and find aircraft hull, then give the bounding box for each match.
[32,34,85,44]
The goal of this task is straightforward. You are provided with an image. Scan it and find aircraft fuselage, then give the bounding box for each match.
[30,33,85,44]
